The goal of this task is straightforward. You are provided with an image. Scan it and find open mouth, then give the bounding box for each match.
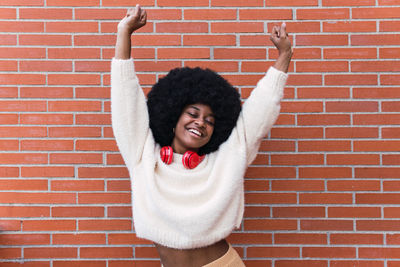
[187,128,203,137]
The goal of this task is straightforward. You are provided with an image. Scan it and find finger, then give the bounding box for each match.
[134,4,141,18]
[141,9,147,23]
[280,22,287,38]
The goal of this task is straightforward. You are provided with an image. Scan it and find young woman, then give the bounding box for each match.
[111,5,292,267]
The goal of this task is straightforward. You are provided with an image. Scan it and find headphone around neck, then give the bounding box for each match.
[160,146,205,169]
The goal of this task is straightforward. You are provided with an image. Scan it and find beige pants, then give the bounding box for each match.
[161,244,246,267]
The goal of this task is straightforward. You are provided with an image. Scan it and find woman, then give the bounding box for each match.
[111,4,292,267]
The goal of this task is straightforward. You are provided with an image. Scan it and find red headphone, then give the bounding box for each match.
[160,146,205,169]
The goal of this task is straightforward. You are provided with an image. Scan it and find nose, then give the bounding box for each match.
[194,117,206,127]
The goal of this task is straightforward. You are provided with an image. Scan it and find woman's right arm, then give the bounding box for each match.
[111,5,148,169]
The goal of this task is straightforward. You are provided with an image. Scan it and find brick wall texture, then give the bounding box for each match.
[1,0,400,266]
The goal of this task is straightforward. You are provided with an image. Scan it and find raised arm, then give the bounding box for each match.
[241,23,292,164]
[115,4,147,59]
[111,5,148,170]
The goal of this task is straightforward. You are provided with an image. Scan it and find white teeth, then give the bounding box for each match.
[188,129,202,136]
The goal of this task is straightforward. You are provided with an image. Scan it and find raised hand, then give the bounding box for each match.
[118,4,147,35]
[270,22,292,55]
[270,23,292,73]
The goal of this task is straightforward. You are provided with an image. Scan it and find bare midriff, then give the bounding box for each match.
[155,239,229,267]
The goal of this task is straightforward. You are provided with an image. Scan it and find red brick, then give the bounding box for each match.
[81,247,133,258]
[20,87,73,98]
[387,234,400,245]
[298,114,350,125]
[107,206,132,218]
[360,248,400,259]
[380,47,400,58]
[245,167,296,178]
[53,261,105,267]
[298,87,350,98]
[0,9,16,19]
[323,21,376,32]
[215,48,266,59]
[298,141,351,152]
[326,127,379,138]
[158,48,210,59]
[357,193,400,204]
[271,180,325,191]
[323,0,374,5]
[23,220,76,231]
[331,234,383,245]
[78,193,131,204]
[275,233,326,245]
[243,206,270,218]
[297,8,349,20]
[21,166,74,177]
[49,127,101,137]
[20,8,72,19]
[303,247,356,258]
[52,207,104,218]
[355,141,400,151]
[48,74,100,85]
[247,246,299,258]
[79,219,132,231]
[0,179,48,191]
[354,7,400,19]
[240,9,292,20]
[329,207,381,218]
[1,234,50,245]
[53,236,106,246]
[211,0,263,6]
[270,127,323,139]
[328,180,381,191]
[46,21,98,33]
[1,192,74,204]
[24,247,77,258]
[183,35,236,46]
[75,114,111,125]
[296,61,348,72]
[0,34,16,45]
[0,206,49,217]
[300,193,352,204]
[333,261,384,267]
[48,0,100,6]
[0,21,43,32]
[271,154,324,165]
[51,180,104,191]
[356,167,400,178]
[325,74,377,85]
[268,0,318,5]
[383,154,400,164]
[244,179,269,191]
[358,220,400,231]
[324,48,377,59]
[327,154,380,165]
[384,181,400,191]
[211,22,264,33]
[48,48,100,59]
[276,261,327,267]
[244,219,297,231]
[352,34,400,46]
[273,207,325,218]
[327,101,378,112]
[0,248,21,259]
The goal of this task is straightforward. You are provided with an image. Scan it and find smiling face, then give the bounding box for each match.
[171,103,215,154]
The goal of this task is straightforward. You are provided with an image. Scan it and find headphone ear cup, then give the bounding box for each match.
[182,151,205,169]
[160,146,173,165]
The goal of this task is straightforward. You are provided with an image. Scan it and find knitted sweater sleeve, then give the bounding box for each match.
[111,58,149,170]
[241,66,288,165]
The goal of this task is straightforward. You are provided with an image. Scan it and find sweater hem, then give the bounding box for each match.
[134,222,235,249]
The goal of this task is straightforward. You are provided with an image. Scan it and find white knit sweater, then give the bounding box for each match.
[111,58,288,249]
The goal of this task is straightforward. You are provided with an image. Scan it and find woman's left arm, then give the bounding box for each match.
[241,23,292,165]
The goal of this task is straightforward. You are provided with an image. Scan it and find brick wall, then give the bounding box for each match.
[1,0,399,266]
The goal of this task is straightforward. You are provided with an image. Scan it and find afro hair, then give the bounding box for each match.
[147,66,242,155]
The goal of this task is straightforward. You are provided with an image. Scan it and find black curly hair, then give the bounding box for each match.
[147,67,242,155]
